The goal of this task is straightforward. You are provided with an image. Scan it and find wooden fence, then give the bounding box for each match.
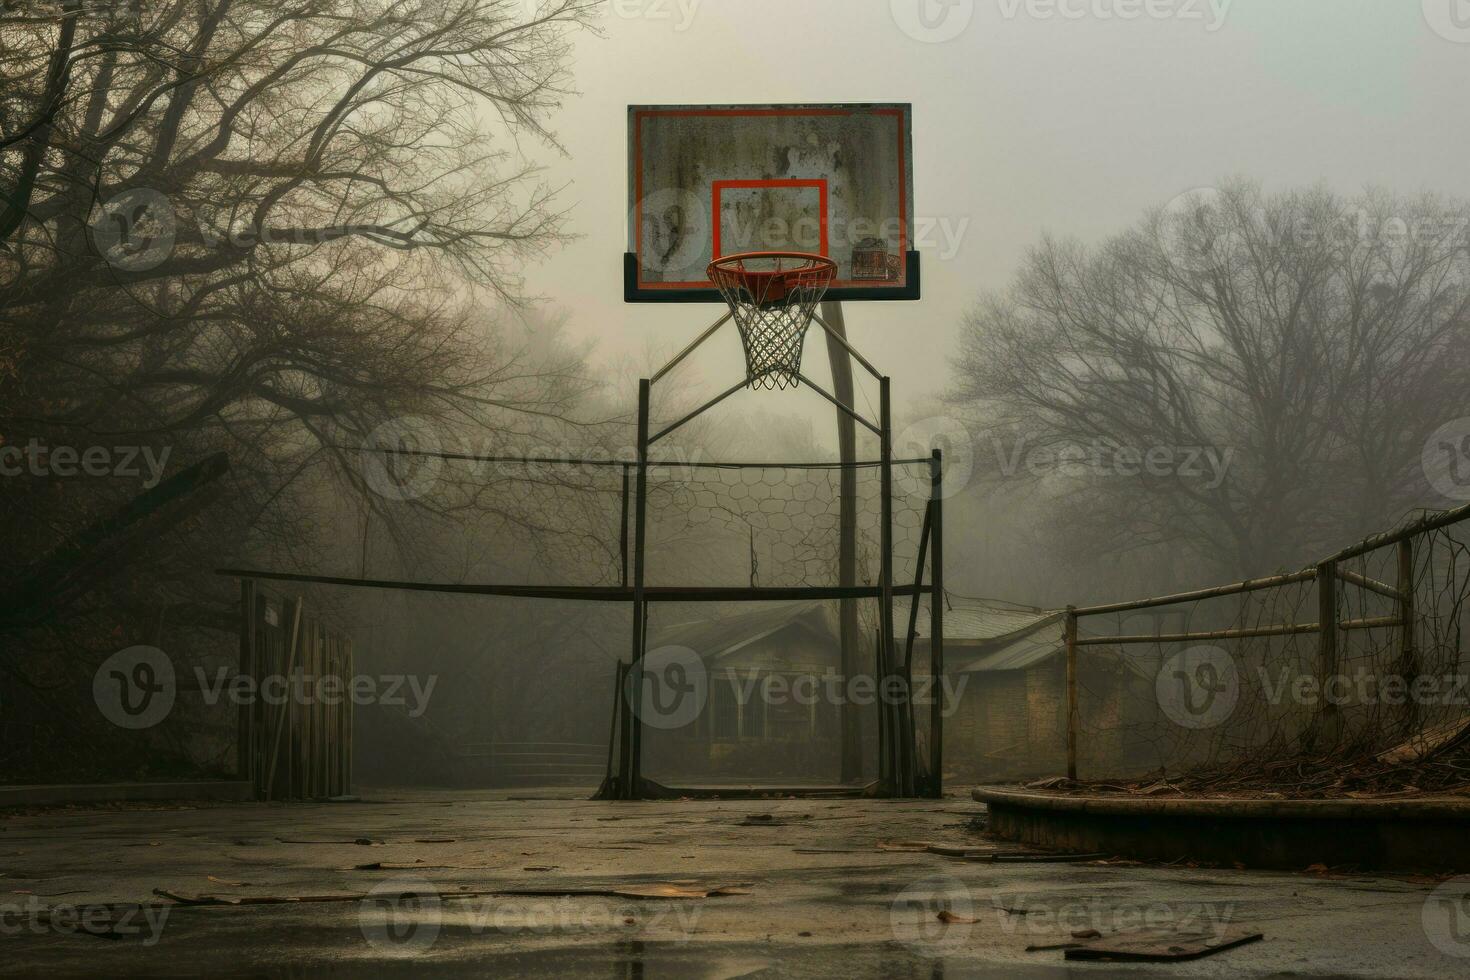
[238,581,353,800]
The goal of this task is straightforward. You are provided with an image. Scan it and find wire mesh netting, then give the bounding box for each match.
[1072,516,1470,794]
[429,455,934,593]
[644,460,932,590]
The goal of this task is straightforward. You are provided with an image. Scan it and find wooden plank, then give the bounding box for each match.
[264,597,303,801]
[1066,927,1263,962]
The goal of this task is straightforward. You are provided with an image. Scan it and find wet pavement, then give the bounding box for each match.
[2,788,1464,977]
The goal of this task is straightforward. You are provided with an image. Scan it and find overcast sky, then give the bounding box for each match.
[521,0,1470,419]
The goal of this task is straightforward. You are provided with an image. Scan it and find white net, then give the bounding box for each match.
[708,253,836,390]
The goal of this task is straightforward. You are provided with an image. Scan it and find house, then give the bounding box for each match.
[641,602,856,782]
[897,596,1157,782]
[641,596,1155,786]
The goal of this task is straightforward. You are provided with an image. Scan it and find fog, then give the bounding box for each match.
[529,0,1470,396]
[6,0,1470,895]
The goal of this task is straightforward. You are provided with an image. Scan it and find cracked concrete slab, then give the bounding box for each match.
[1,788,1464,977]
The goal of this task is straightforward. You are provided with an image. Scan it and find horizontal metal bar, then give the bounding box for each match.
[1076,615,1405,646]
[343,446,933,471]
[1339,615,1405,631]
[1326,499,1470,563]
[651,311,733,385]
[1073,568,1318,618]
[1336,569,1407,601]
[1075,621,1321,645]
[218,568,935,603]
[795,371,882,435]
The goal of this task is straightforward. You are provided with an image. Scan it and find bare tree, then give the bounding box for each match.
[0,1,602,778]
[952,180,1470,578]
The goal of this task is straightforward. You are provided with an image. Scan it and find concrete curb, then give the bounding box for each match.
[0,781,253,808]
[973,787,1470,820]
[973,787,1470,871]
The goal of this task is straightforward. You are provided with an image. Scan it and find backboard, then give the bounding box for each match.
[626,104,918,303]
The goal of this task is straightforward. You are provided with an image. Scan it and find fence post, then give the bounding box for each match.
[238,578,255,790]
[1065,606,1078,781]
[1315,560,1339,747]
[928,448,944,799]
[1397,538,1417,734]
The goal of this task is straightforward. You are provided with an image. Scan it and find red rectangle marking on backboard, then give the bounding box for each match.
[711,179,829,261]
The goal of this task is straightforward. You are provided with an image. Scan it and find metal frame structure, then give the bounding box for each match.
[220,310,946,803]
[594,307,944,801]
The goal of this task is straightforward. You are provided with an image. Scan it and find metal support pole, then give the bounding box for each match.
[619,464,630,588]
[624,379,652,798]
[822,301,863,785]
[928,449,945,799]
[1397,538,1417,735]
[878,376,910,795]
[1064,607,1079,781]
[1314,560,1339,748]
[238,578,255,790]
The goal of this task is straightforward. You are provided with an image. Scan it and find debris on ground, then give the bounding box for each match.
[986,851,1109,863]
[1064,927,1264,962]
[153,880,756,906]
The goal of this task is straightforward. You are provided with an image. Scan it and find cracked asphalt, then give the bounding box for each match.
[2,787,1465,977]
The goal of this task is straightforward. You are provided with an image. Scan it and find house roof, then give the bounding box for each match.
[651,601,835,663]
[893,595,1061,643]
[652,597,1080,674]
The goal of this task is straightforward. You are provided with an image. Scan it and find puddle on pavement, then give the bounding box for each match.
[13,939,1147,979]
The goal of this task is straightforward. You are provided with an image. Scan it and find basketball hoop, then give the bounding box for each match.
[707,251,837,390]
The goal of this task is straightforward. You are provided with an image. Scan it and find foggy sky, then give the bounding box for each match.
[521,0,1470,424]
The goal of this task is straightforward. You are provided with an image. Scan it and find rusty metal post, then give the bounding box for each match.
[878,376,911,795]
[928,449,945,798]
[624,379,652,798]
[619,463,630,588]
[1397,538,1417,734]
[237,578,255,790]
[821,301,864,784]
[1065,606,1079,781]
[1315,560,1339,747]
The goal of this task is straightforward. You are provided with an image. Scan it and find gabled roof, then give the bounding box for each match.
[651,601,835,663]
[894,595,1061,642]
[653,597,1080,674]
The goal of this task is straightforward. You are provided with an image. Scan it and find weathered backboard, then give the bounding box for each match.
[626,104,918,303]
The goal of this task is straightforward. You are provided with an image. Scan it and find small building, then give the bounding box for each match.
[640,597,1153,786]
[642,602,854,783]
[897,597,1155,782]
